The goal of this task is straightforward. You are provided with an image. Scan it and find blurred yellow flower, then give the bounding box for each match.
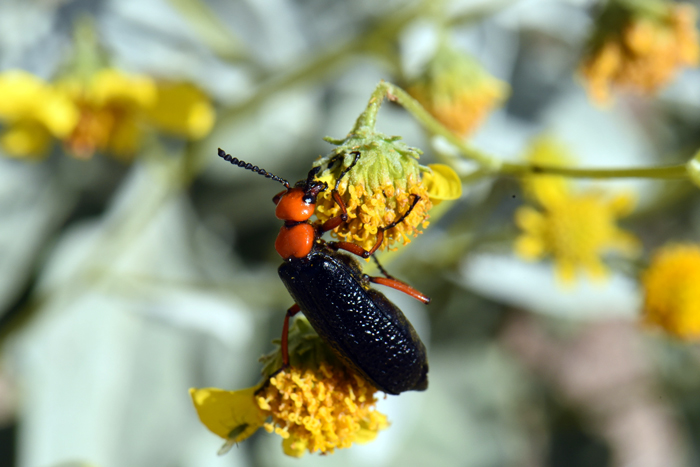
[515,190,640,281]
[257,363,388,457]
[0,70,79,158]
[580,2,699,104]
[642,244,700,339]
[0,68,215,160]
[407,45,508,137]
[62,69,215,160]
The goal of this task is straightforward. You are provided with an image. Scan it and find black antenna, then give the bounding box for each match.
[218,148,290,188]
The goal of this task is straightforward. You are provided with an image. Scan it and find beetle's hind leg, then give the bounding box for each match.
[364,273,431,305]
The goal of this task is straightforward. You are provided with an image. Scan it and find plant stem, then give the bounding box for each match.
[370,82,691,181]
[499,162,688,179]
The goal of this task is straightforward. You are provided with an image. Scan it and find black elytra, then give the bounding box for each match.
[278,243,429,395]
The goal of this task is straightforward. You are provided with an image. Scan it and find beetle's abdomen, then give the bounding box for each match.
[278,252,428,395]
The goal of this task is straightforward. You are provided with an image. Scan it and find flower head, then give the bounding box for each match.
[580,1,699,104]
[313,132,461,252]
[642,243,700,339]
[0,68,215,160]
[515,190,640,282]
[190,318,389,457]
[61,69,215,160]
[407,45,508,137]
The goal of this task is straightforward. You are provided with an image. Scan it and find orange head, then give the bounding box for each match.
[275,188,315,222]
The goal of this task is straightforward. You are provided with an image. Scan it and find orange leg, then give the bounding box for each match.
[281,303,301,366]
[367,276,431,304]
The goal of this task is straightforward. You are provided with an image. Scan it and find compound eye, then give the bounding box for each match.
[302,194,314,204]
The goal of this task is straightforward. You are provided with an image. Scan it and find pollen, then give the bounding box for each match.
[315,172,432,252]
[255,363,389,457]
[514,190,640,282]
[580,3,699,104]
[642,244,700,339]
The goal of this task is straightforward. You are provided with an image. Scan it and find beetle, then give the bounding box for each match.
[217,148,430,395]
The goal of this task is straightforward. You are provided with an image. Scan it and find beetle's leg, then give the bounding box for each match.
[366,194,421,255]
[364,274,431,304]
[281,303,301,367]
[372,254,395,280]
[317,152,361,234]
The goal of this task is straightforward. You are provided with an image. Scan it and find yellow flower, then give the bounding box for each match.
[407,45,509,137]
[515,190,640,282]
[0,70,79,158]
[642,243,700,339]
[0,68,215,160]
[314,134,462,252]
[257,363,389,457]
[61,69,158,159]
[190,317,390,457]
[62,69,215,160]
[520,136,575,206]
[580,2,699,104]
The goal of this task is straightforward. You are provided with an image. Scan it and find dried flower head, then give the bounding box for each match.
[642,243,700,339]
[190,318,389,457]
[515,190,640,282]
[580,1,699,104]
[407,45,509,137]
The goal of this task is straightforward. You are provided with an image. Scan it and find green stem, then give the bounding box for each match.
[368,81,690,182]
[500,162,688,179]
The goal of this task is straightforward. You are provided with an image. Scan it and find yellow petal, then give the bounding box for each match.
[146,82,215,139]
[88,69,157,108]
[515,235,545,260]
[189,386,266,443]
[1,121,52,158]
[514,206,544,232]
[422,164,462,200]
[0,70,78,137]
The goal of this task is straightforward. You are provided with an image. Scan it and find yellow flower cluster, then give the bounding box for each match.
[580,3,699,104]
[257,363,388,457]
[315,172,433,252]
[0,69,215,160]
[514,137,640,281]
[190,318,390,458]
[408,46,508,137]
[642,243,700,339]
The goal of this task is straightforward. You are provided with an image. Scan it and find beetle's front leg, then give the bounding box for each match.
[281,303,301,367]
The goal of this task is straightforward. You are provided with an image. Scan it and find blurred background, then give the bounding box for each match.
[1,0,700,466]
